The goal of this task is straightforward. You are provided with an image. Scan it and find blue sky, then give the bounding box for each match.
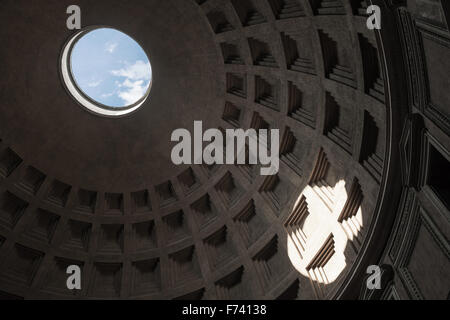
[71,28,152,108]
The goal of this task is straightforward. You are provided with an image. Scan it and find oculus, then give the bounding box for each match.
[61,26,152,117]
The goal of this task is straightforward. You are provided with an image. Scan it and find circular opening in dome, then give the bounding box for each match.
[61,26,152,117]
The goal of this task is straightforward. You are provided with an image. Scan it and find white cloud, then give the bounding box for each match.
[105,42,118,53]
[110,60,152,105]
[87,80,102,87]
[110,60,152,81]
[117,79,150,105]
[101,92,115,98]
